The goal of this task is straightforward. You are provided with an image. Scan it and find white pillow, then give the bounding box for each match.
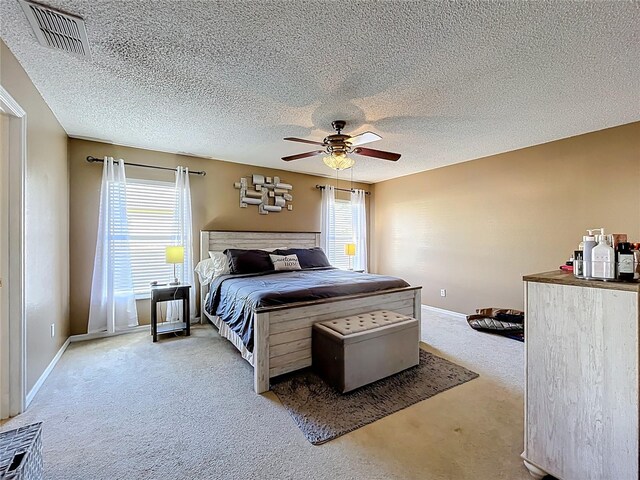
[208,251,231,276]
[194,258,216,285]
[269,254,301,271]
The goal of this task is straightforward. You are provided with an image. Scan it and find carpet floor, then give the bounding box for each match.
[273,349,478,445]
[0,308,532,479]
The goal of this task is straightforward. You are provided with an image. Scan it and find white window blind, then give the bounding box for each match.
[108,180,136,295]
[126,179,177,295]
[327,199,353,269]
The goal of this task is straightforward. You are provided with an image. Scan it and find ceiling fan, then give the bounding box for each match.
[282,120,401,170]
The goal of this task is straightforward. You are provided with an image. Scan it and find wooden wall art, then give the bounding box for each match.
[234,174,293,214]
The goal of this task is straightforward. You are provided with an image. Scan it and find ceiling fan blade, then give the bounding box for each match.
[348,131,382,146]
[284,137,325,146]
[353,147,401,161]
[282,150,325,161]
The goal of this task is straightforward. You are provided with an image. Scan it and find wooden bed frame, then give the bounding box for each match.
[199,231,422,393]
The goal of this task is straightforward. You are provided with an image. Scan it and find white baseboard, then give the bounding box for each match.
[69,324,150,343]
[422,304,467,319]
[26,337,70,407]
[69,318,199,344]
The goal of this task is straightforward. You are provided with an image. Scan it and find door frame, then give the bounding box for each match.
[0,85,26,419]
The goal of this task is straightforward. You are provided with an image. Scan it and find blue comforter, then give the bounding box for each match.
[205,267,409,352]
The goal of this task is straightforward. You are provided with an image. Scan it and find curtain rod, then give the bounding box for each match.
[86,156,206,176]
[315,185,370,195]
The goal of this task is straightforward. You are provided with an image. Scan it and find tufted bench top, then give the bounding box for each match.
[318,310,413,336]
[312,310,420,392]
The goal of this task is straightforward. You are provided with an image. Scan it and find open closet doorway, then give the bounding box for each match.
[0,86,27,419]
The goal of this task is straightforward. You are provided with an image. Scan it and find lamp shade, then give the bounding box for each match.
[344,243,356,256]
[165,246,184,264]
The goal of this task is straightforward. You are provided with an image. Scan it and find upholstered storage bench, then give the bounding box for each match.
[312,310,419,393]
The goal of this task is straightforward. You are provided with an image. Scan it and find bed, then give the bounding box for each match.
[199,231,422,393]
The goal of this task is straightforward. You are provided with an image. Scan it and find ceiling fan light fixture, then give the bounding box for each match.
[322,152,355,171]
[283,120,399,167]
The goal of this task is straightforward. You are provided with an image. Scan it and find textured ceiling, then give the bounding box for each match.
[1,1,639,182]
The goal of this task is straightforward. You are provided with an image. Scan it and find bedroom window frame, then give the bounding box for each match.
[327,198,354,270]
[126,177,177,300]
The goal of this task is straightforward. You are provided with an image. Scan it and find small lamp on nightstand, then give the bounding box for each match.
[344,243,356,271]
[165,246,184,285]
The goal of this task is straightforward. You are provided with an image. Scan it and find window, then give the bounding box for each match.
[126,179,177,296]
[326,199,353,269]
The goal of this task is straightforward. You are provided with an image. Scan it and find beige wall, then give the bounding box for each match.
[69,139,369,334]
[1,40,70,391]
[373,122,640,314]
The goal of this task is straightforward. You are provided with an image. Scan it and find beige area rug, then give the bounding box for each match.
[272,349,479,445]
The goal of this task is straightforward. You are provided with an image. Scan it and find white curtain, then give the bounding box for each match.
[167,167,196,322]
[320,185,335,260]
[351,189,368,272]
[88,157,138,333]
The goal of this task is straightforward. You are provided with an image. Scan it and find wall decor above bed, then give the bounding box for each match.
[234,174,293,214]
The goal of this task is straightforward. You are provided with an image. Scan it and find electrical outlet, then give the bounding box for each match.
[440,289,447,297]
[50,323,55,338]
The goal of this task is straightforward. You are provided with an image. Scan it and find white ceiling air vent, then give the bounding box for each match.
[18,0,90,59]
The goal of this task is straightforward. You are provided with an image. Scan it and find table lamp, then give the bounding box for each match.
[165,246,184,285]
[344,243,356,270]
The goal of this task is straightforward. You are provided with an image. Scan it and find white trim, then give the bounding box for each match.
[69,324,150,343]
[0,86,27,419]
[70,317,200,344]
[0,112,7,417]
[25,338,69,407]
[0,86,26,117]
[422,304,467,319]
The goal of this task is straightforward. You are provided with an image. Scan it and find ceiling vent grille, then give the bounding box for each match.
[18,0,90,58]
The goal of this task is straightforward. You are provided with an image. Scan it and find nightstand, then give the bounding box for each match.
[150,284,191,342]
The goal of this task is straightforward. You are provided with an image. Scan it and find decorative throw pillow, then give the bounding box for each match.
[224,248,273,274]
[274,247,331,269]
[208,251,231,276]
[269,254,302,271]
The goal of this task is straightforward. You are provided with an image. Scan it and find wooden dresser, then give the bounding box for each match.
[522,271,639,480]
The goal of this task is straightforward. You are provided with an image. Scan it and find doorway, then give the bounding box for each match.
[0,86,26,419]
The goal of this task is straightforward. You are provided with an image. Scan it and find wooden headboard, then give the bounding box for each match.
[198,231,321,319]
[199,231,321,262]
